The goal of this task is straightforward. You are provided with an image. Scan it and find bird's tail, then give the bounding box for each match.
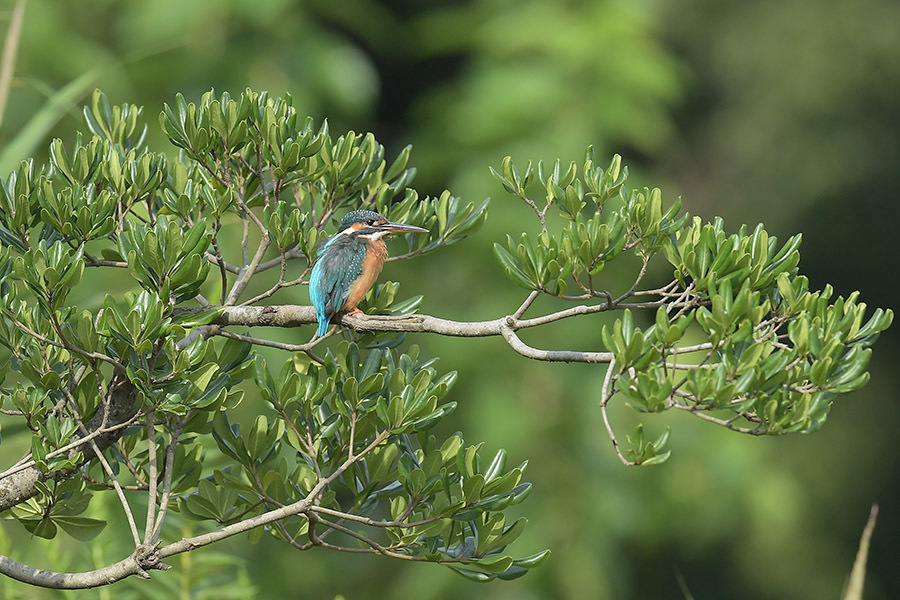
[316,318,329,337]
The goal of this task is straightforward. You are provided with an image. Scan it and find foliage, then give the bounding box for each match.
[490,152,892,457]
[0,88,891,591]
[0,88,533,587]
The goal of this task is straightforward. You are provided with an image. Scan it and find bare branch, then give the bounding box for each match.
[308,505,444,530]
[240,212,250,266]
[210,222,231,304]
[598,357,636,466]
[205,251,240,274]
[59,389,141,547]
[667,400,765,435]
[156,430,388,558]
[499,321,613,363]
[513,291,540,319]
[225,230,270,305]
[0,549,161,589]
[85,428,142,547]
[254,245,308,273]
[309,513,399,558]
[143,414,159,544]
[151,415,188,544]
[612,257,650,304]
[187,301,724,365]
[83,256,128,268]
[214,329,324,357]
[239,265,311,307]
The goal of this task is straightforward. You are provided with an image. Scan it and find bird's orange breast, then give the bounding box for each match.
[344,239,387,310]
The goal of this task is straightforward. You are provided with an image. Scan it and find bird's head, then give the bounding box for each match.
[337,209,428,241]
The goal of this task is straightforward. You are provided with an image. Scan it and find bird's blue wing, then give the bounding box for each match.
[309,237,365,336]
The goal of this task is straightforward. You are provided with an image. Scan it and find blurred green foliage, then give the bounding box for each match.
[0,0,898,599]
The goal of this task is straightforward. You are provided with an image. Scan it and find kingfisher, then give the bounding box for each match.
[309,209,428,337]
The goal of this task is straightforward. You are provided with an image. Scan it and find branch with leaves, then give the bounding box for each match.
[0,88,891,590]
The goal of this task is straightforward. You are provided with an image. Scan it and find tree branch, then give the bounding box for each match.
[185,302,666,363]
[143,414,159,544]
[0,381,139,513]
[0,429,389,589]
[60,388,141,546]
[224,230,270,305]
[151,414,188,544]
[599,357,635,466]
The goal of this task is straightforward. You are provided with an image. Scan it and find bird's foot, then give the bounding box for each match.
[345,307,365,316]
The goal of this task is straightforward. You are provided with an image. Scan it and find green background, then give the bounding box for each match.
[0,0,897,598]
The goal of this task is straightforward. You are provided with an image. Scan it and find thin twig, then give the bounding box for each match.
[143,413,158,544]
[214,328,323,356]
[0,413,143,481]
[513,291,540,319]
[239,266,311,307]
[87,435,141,546]
[210,221,230,304]
[598,357,635,466]
[2,309,126,373]
[204,251,241,274]
[667,397,764,435]
[55,388,142,546]
[253,246,308,273]
[307,505,444,530]
[612,257,650,304]
[225,230,270,305]
[151,414,188,543]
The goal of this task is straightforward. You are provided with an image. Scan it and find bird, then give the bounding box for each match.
[309,209,428,337]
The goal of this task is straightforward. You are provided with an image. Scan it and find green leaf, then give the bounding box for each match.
[493,243,534,290]
[641,451,672,466]
[28,518,59,540]
[513,549,552,569]
[54,516,107,541]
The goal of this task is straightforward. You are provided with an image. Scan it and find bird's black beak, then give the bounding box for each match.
[378,221,429,234]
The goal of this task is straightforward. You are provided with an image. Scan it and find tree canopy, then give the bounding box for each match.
[0,89,891,590]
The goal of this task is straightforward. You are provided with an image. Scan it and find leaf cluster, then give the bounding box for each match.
[490,149,892,462]
[181,342,546,580]
[0,88,891,589]
[0,88,537,583]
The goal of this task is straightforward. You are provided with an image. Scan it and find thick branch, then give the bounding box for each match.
[0,550,155,589]
[499,322,613,363]
[0,431,389,589]
[188,302,656,363]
